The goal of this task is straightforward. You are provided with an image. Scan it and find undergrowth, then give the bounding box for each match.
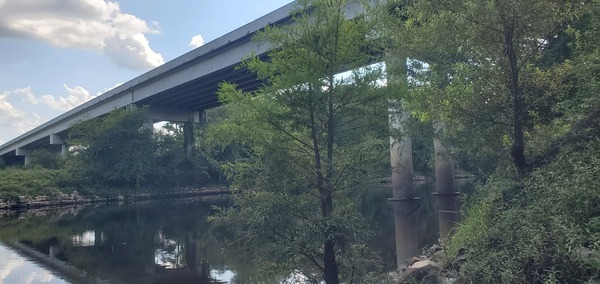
[446,113,600,283]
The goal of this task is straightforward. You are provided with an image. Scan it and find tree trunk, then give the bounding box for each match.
[322,79,340,284]
[323,236,339,284]
[308,85,340,284]
[503,19,529,177]
[322,191,339,284]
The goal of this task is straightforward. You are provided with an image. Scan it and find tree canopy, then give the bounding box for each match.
[208,0,390,282]
[382,0,589,176]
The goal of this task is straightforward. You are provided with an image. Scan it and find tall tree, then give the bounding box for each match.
[383,0,586,176]
[68,107,155,188]
[209,0,388,282]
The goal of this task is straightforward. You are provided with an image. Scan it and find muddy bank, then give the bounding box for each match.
[0,185,230,212]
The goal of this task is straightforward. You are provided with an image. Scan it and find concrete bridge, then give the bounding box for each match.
[0,2,307,165]
[0,1,375,165]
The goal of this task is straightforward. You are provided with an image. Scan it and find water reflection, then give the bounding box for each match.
[0,182,472,283]
[0,243,68,284]
[0,197,237,284]
[72,231,101,247]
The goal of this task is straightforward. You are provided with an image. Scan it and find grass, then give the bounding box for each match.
[0,167,75,202]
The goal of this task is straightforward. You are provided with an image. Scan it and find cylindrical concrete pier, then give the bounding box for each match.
[433,123,460,241]
[389,102,419,269]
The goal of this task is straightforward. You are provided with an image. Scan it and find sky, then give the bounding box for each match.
[0,0,294,145]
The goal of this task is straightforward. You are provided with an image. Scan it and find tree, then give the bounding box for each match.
[209,0,388,282]
[379,1,600,282]
[27,149,63,169]
[383,0,586,177]
[67,107,155,188]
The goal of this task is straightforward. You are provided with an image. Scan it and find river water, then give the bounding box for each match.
[0,182,471,284]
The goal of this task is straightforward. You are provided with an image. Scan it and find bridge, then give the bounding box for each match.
[0,2,308,165]
[0,1,377,165]
[0,1,375,165]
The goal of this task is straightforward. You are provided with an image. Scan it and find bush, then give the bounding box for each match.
[27,149,63,169]
[446,115,600,283]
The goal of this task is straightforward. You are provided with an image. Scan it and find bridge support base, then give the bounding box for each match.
[433,122,459,241]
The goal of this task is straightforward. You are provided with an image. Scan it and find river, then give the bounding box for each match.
[0,182,472,283]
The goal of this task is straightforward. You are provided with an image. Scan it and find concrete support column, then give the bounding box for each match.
[50,134,68,157]
[15,148,31,166]
[143,111,154,131]
[183,110,205,156]
[61,143,68,157]
[433,122,460,241]
[387,57,419,269]
[183,114,195,156]
[389,104,418,269]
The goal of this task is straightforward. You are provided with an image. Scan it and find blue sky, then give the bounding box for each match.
[0,0,293,144]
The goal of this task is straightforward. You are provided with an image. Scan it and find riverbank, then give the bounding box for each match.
[0,184,230,211]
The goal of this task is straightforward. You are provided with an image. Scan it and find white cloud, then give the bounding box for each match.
[107,82,123,91]
[14,85,96,112]
[189,34,205,48]
[15,86,37,105]
[0,89,41,136]
[39,84,97,111]
[0,0,164,70]
[104,33,164,69]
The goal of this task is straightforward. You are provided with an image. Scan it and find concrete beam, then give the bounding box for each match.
[15,148,31,156]
[15,148,31,165]
[49,134,63,145]
[147,106,200,123]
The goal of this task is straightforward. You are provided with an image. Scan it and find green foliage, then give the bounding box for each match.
[382,0,587,176]
[146,127,213,188]
[67,107,222,190]
[409,118,435,174]
[432,1,600,283]
[0,157,5,169]
[0,168,74,201]
[68,107,155,188]
[209,0,389,282]
[27,149,63,170]
[0,107,223,198]
[446,110,600,283]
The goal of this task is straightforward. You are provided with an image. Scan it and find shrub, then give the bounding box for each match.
[446,115,600,283]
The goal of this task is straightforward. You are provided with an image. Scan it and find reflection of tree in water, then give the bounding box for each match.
[0,191,442,283]
[155,231,186,269]
[0,198,241,283]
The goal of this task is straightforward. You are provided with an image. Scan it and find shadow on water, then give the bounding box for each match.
[0,182,473,283]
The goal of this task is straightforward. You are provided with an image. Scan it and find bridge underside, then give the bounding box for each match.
[137,61,265,111]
